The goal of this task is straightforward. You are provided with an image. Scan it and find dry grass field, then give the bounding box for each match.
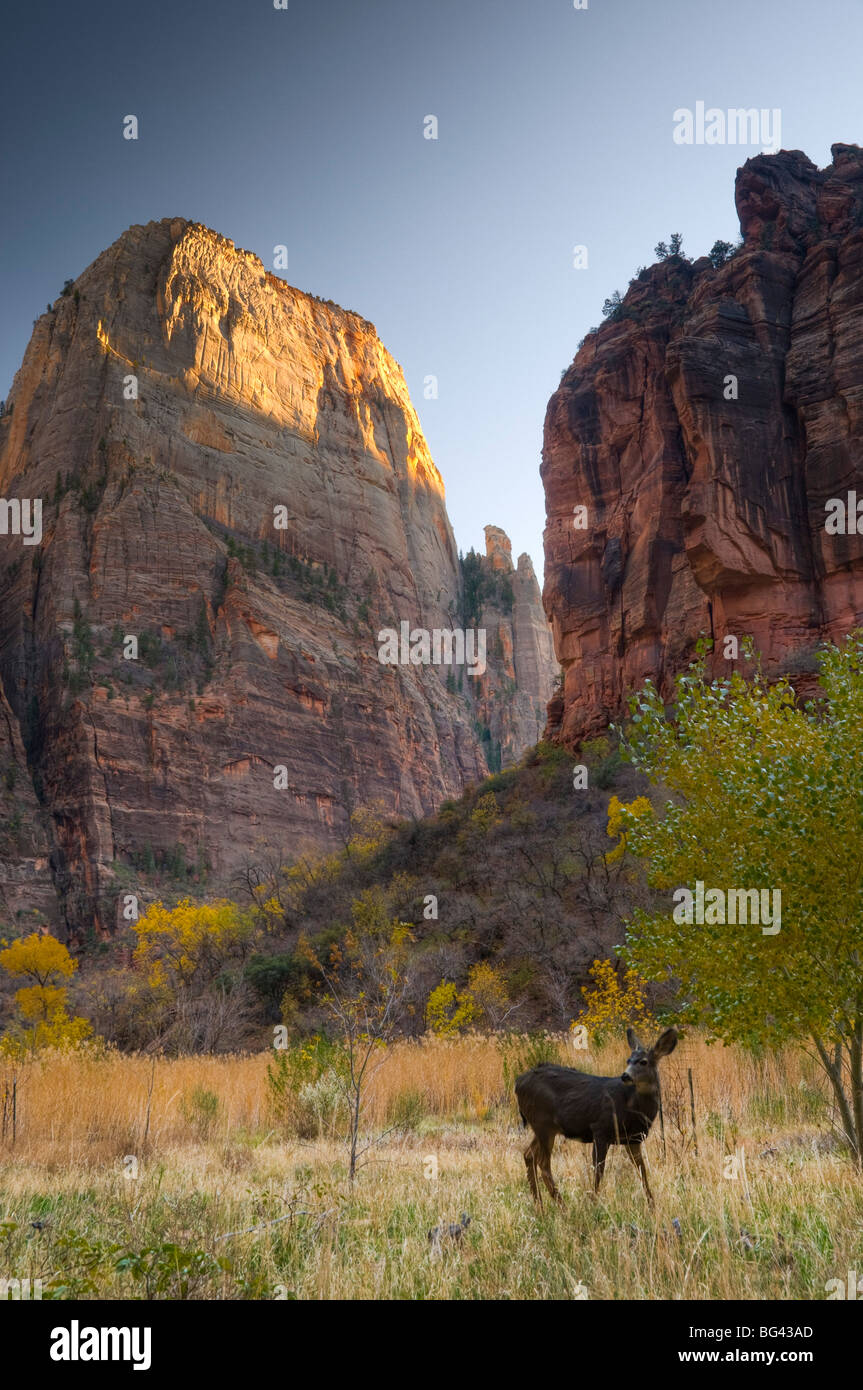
[1,1033,861,1300]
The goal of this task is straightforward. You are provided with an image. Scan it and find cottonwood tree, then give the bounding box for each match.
[616,635,863,1163]
[0,933,92,1053]
[130,898,259,1051]
[132,898,258,991]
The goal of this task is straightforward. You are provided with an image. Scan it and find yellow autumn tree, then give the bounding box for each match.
[132,898,258,991]
[426,962,510,1035]
[576,957,655,1044]
[605,794,652,863]
[346,805,390,861]
[0,932,93,1053]
[426,981,476,1036]
[469,793,502,833]
[464,962,510,1028]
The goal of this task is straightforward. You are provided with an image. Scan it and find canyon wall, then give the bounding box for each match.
[470,526,558,768]
[0,219,544,938]
[542,144,863,745]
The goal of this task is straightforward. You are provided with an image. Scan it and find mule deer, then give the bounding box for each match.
[515,1027,678,1206]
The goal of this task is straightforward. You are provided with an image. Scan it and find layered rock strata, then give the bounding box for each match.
[0,219,495,936]
[542,145,863,744]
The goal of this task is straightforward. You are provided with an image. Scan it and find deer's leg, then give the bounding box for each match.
[591,1135,609,1195]
[537,1135,562,1205]
[524,1136,541,1204]
[625,1143,654,1206]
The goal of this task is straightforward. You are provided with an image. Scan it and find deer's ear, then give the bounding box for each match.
[653,1027,678,1057]
[626,1027,639,1051]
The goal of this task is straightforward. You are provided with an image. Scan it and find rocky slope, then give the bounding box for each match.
[0,219,546,939]
[542,144,863,745]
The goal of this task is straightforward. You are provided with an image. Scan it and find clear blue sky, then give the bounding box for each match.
[2,0,861,572]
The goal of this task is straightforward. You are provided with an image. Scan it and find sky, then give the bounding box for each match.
[2,0,862,574]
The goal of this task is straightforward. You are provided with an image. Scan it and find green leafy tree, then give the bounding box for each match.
[654,234,685,260]
[708,238,735,269]
[617,634,863,1163]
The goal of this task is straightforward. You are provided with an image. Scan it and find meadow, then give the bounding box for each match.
[0,1033,860,1300]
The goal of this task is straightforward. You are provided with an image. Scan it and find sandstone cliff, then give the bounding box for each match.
[0,218,503,937]
[465,526,558,769]
[542,144,863,745]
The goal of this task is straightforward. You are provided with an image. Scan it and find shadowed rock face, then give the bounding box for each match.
[0,218,498,937]
[542,145,863,746]
[0,680,58,929]
[471,526,558,769]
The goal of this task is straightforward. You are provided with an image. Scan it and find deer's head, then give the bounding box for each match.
[622,1027,678,1093]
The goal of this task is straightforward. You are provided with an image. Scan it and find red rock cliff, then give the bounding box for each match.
[542,144,863,745]
[0,219,495,936]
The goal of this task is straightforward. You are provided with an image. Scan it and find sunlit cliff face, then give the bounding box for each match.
[0,218,477,936]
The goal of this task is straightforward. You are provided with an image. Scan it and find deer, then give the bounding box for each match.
[515,1027,678,1207]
